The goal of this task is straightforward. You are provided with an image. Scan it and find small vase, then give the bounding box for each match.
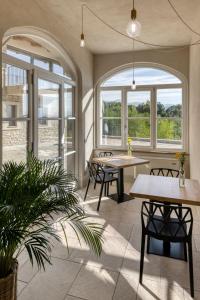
[127,146,132,156]
[179,167,185,187]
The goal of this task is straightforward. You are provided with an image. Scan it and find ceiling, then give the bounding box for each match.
[21,0,200,54]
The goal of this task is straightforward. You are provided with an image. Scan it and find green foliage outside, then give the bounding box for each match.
[102,101,182,142]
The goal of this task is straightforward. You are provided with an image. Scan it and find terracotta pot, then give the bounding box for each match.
[0,260,18,300]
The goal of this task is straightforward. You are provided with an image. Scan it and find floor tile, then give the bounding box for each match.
[113,272,138,300]
[65,296,86,300]
[69,265,118,300]
[17,281,27,295]
[18,259,38,283]
[137,279,160,300]
[18,258,82,300]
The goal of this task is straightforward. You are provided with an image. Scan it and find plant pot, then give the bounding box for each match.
[0,260,18,300]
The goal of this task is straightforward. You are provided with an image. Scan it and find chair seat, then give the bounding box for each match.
[147,215,187,240]
[96,172,118,183]
[103,167,119,174]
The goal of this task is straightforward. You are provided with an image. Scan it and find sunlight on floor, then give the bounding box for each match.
[17,182,200,300]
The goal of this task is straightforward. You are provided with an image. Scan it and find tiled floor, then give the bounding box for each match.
[18,182,200,300]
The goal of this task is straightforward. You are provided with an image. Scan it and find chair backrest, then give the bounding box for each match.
[150,168,179,177]
[98,151,113,157]
[141,201,193,240]
[87,161,105,183]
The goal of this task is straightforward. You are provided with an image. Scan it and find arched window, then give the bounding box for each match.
[1,32,77,174]
[97,65,187,151]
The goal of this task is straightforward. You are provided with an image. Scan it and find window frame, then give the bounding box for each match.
[96,64,188,153]
[1,52,78,175]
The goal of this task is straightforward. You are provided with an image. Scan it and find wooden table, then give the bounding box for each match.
[93,155,150,203]
[130,174,200,259]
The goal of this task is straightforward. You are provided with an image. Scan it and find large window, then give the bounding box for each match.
[98,66,186,151]
[1,45,77,175]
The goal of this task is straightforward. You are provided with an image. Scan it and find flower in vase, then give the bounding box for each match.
[175,152,186,168]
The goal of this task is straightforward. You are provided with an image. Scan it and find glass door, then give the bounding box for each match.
[2,63,31,163]
[63,83,76,174]
[37,78,61,161]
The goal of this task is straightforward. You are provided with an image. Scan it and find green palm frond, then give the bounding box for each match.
[0,152,103,278]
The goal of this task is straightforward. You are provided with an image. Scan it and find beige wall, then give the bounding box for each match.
[0,0,95,185]
[189,45,200,180]
[94,47,189,85]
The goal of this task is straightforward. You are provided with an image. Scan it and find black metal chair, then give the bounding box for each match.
[140,201,194,298]
[98,152,119,175]
[99,151,113,157]
[84,161,119,211]
[150,168,179,177]
[148,167,182,253]
[94,152,119,190]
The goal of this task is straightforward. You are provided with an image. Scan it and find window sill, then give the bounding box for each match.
[94,147,189,156]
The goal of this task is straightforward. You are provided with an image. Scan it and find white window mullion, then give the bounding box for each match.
[122,87,127,149]
[151,87,157,150]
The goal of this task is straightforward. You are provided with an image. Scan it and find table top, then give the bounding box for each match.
[93,155,150,169]
[130,174,200,206]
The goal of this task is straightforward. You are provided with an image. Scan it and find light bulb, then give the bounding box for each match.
[126,8,141,38]
[126,19,141,38]
[80,33,85,48]
[131,80,136,90]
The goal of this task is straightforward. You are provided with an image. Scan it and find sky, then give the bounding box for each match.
[101,68,182,106]
[102,67,181,87]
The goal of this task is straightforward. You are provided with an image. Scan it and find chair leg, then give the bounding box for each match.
[147,200,153,254]
[184,242,187,262]
[188,240,194,298]
[97,182,104,211]
[84,178,90,201]
[139,233,146,284]
[107,182,110,196]
[147,236,150,254]
[104,183,107,196]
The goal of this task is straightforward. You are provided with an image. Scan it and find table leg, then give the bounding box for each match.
[109,168,134,203]
[118,168,124,198]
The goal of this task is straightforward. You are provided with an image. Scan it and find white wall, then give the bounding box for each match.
[94,47,189,85]
[189,45,200,180]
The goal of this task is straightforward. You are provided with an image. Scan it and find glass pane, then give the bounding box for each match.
[64,84,73,117]
[64,119,75,152]
[2,64,28,118]
[34,58,49,70]
[102,68,181,87]
[101,119,121,146]
[3,121,27,163]
[38,120,59,160]
[38,79,59,118]
[6,49,31,63]
[157,88,182,118]
[53,63,64,76]
[101,90,121,118]
[157,119,182,149]
[128,119,151,146]
[127,91,151,117]
[64,152,76,174]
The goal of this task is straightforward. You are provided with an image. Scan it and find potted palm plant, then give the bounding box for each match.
[0,153,103,300]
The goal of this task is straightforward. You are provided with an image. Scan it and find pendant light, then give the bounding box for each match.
[80,5,85,47]
[126,0,141,38]
[131,39,136,90]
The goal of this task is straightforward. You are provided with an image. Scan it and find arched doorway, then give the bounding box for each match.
[2,27,78,176]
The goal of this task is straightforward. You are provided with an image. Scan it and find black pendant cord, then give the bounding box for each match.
[167,0,200,37]
[81,5,84,34]
[132,38,135,84]
[81,3,200,51]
